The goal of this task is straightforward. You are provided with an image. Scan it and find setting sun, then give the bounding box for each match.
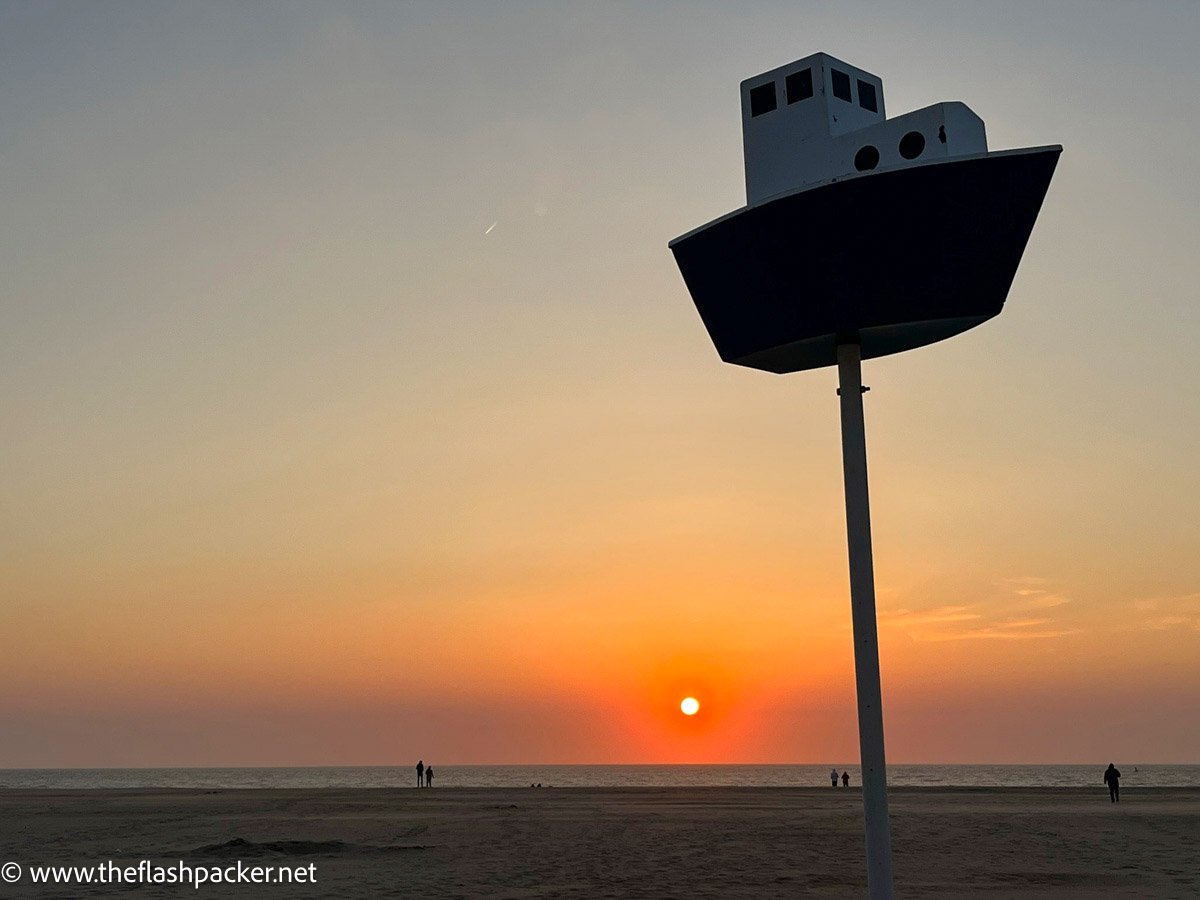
[680,697,700,716]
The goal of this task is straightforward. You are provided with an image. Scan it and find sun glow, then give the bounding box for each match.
[680,696,700,716]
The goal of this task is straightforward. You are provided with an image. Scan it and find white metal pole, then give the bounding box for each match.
[835,341,894,900]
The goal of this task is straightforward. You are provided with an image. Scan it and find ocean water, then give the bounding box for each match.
[2,764,1197,790]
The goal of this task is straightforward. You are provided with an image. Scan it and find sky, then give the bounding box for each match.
[1,0,1198,767]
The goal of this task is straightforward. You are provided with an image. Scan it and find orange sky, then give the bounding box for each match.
[2,2,1198,766]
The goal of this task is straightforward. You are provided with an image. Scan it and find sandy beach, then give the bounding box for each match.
[1,787,1197,898]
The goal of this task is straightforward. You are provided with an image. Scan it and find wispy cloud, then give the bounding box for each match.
[885,608,1078,642]
[917,624,1081,642]
[920,624,1080,642]
[880,577,1077,642]
[1130,592,1200,632]
[879,605,980,625]
[1000,577,1071,610]
[1022,592,1071,609]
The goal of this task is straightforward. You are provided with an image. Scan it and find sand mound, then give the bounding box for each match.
[191,838,425,857]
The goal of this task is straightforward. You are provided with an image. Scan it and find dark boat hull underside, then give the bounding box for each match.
[670,146,1062,373]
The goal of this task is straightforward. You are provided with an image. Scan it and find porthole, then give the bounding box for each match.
[854,145,880,171]
[899,131,926,160]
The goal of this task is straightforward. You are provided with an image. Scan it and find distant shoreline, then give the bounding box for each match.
[4,785,1199,796]
[4,763,1198,791]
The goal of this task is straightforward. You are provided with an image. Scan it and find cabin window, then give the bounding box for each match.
[831,68,852,102]
[857,80,878,113]
[786,68,813,103]
[750,82,777,117]
[899,131,926,159]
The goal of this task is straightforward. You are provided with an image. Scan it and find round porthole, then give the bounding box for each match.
[854,145,880,172]
[899,131,926,160]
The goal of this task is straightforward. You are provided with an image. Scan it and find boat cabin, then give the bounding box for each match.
[741,52,988,206]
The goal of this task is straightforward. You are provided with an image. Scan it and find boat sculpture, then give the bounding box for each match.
[669,52,1061,373]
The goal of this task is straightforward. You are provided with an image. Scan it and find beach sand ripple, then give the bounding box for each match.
[0,787,1196,897]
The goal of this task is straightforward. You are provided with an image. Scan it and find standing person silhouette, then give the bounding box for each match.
[831,768,839,788]
[416,760,424,788]
[426,765,434,788]
[1104,763,1121,803]
[842,771,850,788]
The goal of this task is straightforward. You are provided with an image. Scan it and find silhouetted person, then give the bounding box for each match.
[416,760,424,788]
[831,768,839,788]
[426,765,434,787]
[842,771,850,788]
[1104,763,1121,802]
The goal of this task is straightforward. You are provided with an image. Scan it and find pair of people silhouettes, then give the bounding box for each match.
[830,769,851,787]
[416,760,434,787]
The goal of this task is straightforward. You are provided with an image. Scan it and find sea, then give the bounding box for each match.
[2,765,1197,790]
